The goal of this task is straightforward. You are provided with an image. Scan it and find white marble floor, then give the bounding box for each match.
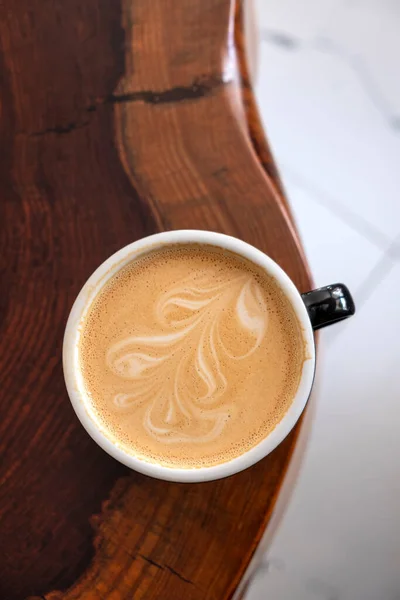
[245,1,400,599]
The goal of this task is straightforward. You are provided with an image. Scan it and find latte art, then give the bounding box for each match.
[106,272,268,444]
[79,244,305,468]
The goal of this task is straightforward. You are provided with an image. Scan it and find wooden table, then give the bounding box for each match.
[0,1,312,598]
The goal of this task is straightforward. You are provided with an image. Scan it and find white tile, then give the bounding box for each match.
[283,176,380,292]
[255,0,400,118]
[255,0,339,41]
[246,264,400,600]
[247,560,341,600]
[255,15,400,242]
[325,0,400,116]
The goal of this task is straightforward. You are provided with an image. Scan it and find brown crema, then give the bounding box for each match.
[79,244,305,468]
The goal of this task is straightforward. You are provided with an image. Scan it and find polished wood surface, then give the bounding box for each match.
[0,1,312,598]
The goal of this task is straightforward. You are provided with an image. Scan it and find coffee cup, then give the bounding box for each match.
[63,230,355,482]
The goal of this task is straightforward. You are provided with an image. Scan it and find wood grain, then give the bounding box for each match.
[0,1,312,598]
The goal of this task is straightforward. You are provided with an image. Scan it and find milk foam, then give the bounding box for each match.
[79,245,305,468]
[106,272,267,444]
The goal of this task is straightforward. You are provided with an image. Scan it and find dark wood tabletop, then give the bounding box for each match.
[0,1,312,598]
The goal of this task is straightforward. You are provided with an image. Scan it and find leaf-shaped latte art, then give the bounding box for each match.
[237,280,267,338]
[113,352,168,378]
[106,271,268,443]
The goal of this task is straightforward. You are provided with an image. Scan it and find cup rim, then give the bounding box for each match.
[63,230,316,482]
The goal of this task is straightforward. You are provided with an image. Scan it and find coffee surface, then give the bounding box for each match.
[79,244,305,468]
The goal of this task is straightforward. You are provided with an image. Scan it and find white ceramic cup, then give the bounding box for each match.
[63,230,316,483]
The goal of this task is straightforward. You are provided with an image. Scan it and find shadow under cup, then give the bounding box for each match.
[63,230,355,482]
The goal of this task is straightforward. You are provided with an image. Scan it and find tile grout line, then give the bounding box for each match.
[258,28,399,131]
[280,163,396,253]
[354,250,396,307]
[324,247,397,348]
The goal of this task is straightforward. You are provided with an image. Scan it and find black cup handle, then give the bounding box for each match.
[301,283,355,330]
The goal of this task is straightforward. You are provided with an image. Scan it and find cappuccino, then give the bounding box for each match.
[79,244,305,468]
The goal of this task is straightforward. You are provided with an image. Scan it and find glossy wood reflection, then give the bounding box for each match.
[0,1,312,599]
